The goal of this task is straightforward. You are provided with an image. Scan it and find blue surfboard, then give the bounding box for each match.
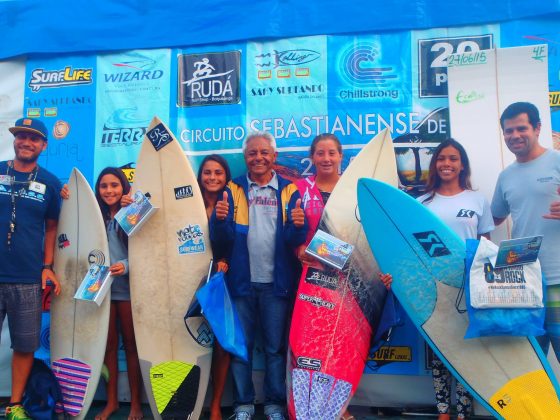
[357,178,560,419]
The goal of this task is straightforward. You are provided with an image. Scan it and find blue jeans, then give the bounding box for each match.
[231,282,289,414]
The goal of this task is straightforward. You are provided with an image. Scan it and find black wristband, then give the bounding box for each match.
[42,264,54,271]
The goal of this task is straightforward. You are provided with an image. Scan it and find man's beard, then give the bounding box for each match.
[15,149,40,164]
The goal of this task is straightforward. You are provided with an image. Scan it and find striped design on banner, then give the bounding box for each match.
[52,358,91,416]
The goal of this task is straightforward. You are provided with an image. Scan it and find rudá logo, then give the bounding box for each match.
[178,51,240,107]
[413,231,451,257]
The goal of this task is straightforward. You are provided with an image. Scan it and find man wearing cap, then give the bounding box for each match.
[0,118,62,420]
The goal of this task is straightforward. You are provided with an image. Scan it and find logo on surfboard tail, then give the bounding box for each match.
[296,356,322,371]
[413,231,451,257]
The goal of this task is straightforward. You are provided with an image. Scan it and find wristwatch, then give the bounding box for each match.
[42,264,54,271]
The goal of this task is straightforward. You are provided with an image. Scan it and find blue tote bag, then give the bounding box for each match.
[194,271,248,361]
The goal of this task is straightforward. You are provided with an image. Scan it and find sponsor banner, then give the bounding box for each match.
[0,59,25,162]
[94,49,171,182]
[24,55,96,184]
[246,36,328,148]
[178,50,240,107]
[411,25,498,101]
[329,33,412,109]
[175,44,247,175]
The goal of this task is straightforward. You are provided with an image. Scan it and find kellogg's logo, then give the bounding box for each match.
[178,51,240,107]
[29,67,93,92]
[254,49,319,80]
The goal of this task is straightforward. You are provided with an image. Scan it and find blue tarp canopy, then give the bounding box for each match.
[2,0,560,59]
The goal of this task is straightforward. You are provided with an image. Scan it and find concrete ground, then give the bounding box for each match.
[81,402,493,419]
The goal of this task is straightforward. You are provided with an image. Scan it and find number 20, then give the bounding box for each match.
[430,41,480,68]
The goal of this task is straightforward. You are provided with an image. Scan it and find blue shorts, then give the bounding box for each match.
[0,283,42,353]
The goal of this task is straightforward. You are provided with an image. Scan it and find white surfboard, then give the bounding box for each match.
[50,167,110,419]
[129,117,213,420]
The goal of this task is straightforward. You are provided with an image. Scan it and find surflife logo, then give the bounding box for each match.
[296,356,322,371]
[177,223,206,255]
[104,54,164,84]
[101,108,150,148]
[304,267,339,291]
[413,231,450,258]
[178,51,240,107]
[28,67,93,92]
[174,185,193,200]
[147,122,173,151]
[338,42,398,102]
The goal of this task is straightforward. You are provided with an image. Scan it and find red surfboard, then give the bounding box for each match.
[287,130,398,419]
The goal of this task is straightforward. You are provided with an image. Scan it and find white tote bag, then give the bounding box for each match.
[469,237,543,308]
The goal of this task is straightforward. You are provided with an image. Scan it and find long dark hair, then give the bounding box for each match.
[197,154,232,208]
[95,167,131,247]
[423,138,472,203]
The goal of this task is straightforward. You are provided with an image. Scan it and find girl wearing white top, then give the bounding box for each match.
[418,139,494,420]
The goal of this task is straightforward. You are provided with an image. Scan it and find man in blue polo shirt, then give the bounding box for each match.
[0,118,62,420]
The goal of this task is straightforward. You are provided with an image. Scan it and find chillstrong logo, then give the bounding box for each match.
[340,42,397,87]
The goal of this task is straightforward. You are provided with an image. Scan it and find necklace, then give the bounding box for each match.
[6,160,39,250]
